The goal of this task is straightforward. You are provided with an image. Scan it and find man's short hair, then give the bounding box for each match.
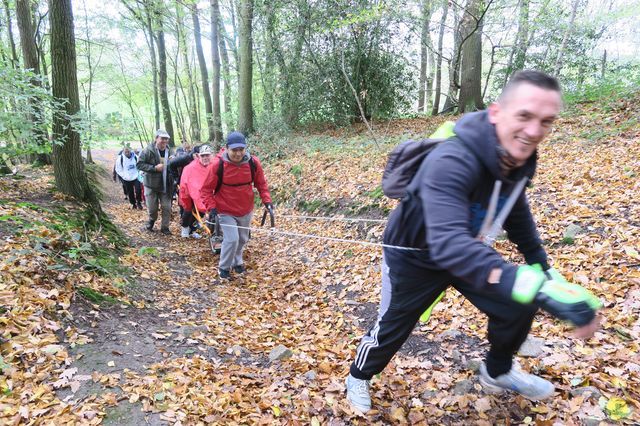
[499,70,561,102]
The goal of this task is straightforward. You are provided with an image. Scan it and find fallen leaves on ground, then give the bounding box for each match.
[1,95,639,424]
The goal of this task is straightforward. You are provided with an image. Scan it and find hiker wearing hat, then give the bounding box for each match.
[200,132,273,280]
[345,71,602,413]
[178,144,214,238]
[114,146,143,209]
[137,129,175,235]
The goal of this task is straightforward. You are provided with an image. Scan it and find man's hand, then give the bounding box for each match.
[511,265,602,327]
[264,202,273,212]
[207,208,218,224]
[155,163,164,172]
[573,315,601,339]
[535,271,602,327]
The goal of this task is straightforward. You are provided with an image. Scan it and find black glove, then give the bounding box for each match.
[207,209,218,224]
[264,202,273,212]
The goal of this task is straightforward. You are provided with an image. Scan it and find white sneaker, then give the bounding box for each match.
[479,362,554,400]
[345,374,371,413]
[191,232,202,239]
[180,226,190,238]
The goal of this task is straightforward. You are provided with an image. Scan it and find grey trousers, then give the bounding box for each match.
[218,212,253,270]
[144,186,172,230]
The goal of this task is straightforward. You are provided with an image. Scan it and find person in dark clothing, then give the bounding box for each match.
[345,70,602,413]
[136,129,174,234]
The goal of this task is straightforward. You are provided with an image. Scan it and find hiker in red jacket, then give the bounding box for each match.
[179,145,214,238]
[200,132,272,280]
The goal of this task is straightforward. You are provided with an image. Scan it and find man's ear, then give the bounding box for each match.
[487,102,500,124]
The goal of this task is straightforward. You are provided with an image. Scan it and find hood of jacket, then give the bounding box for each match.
[453,110,537,183]
[222,150,251,165]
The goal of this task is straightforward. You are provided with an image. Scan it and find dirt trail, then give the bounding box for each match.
[56,149,526,424]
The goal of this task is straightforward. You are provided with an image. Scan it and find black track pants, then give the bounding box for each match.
[349,264,537,380]
[123,179,142,206]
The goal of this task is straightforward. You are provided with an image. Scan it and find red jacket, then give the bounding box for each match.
[200,152,271,217]
[179,159,212,212]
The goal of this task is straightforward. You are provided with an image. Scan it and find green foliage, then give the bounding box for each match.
[296,198,337,213]
[254,0,414,128]
[0,65,61,159]
[78,286,118,304]
[564,64,640,105]
[365,186,384,200]
[138,246,160,257]
[290,164,303,179]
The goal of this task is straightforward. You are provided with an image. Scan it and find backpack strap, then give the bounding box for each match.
[215,159,224,194]
[214,156,256,194]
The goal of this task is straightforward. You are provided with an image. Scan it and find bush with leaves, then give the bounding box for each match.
[0,64,61,164]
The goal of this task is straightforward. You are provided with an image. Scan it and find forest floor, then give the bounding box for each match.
[1,94,640,425]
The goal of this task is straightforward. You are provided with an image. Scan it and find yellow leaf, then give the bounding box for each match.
[271,406,281,417]
[311,417,320,426]
[624,246,640,260]
[606,397,631,420]
[390,407,406,422]
[611,377,626,388]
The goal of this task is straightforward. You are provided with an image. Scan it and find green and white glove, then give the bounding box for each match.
[511,265,602,327]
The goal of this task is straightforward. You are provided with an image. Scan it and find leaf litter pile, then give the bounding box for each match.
[1,98,639,424]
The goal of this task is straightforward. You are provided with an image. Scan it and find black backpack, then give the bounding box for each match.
[381,121,456,199]
[215,156,257,194]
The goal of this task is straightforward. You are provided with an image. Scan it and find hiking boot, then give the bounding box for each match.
[218,268,231,280]
[136,202,143,210]
[345,374,371,413]
[160,227,171,235]
[144,221,155,232]
[181,226,190,238]
[233,264,246,274]
[479,362,554,400]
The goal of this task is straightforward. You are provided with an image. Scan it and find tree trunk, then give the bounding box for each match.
[175,2,200,143]
[417,0,433,112]
[442,4,462,113]
[16,0,50,164]
[503,0,529,86]
[35,10,49,90]
[192,5,216,144]
[210,0,223,144]
[226,0,239,81]
[458,0,484,113]
[156,26,174,146]
[15,0,40,74]
[3,0,19,68]
[218,21,233,131]
[431,0,448,115]
[512,0,530,73]
[553,0,580,77]
[262,1,277,115]
[237,0,253,134]
[49,0,95,204]
[143,2,160,130]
